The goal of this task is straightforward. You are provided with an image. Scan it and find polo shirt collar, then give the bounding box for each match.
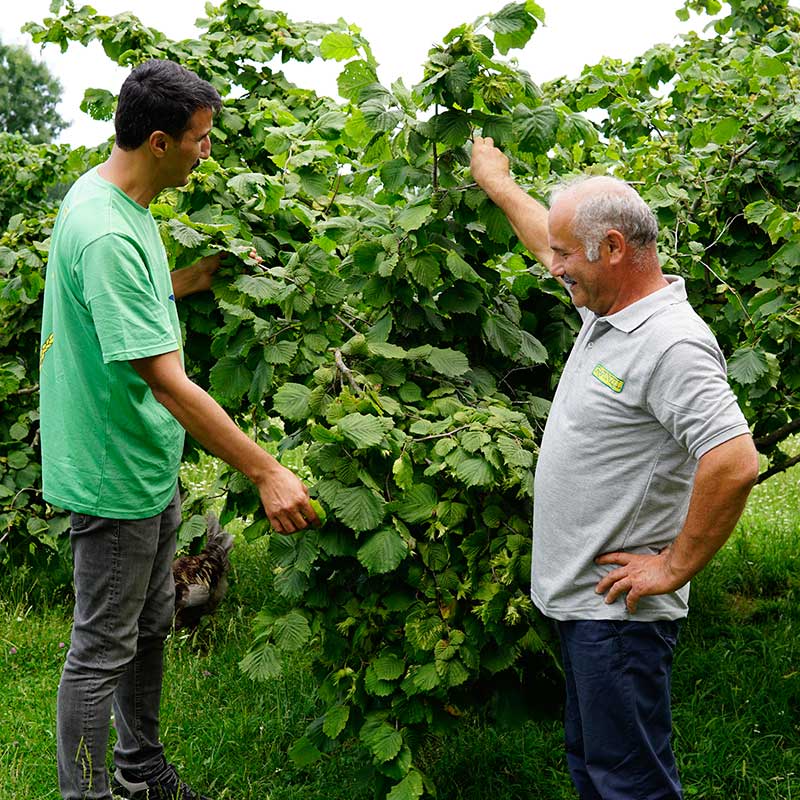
[599,275,687,333]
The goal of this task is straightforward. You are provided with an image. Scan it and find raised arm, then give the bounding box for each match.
[470,136,552,270]
[595,433,759,613]
[131,350,319,533]
[170,253,221,299]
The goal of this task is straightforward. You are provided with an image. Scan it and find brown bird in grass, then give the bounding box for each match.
[172,514,234,630]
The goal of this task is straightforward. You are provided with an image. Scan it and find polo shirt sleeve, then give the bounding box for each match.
[645,338,751,460]
[78,233,179,364]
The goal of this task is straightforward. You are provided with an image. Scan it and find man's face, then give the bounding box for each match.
[164,107,213,187]
[548,197,614,316]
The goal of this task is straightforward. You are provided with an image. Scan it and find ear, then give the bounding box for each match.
[148,130,170,159]
[605,229,626,266]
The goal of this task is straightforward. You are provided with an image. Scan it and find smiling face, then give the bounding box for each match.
[162,106,213,187]
[548,196,615,315]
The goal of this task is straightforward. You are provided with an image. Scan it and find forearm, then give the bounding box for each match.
[153,371,277,484]
[170,263,213,299]
[483,177,552,267]
[666,434,759,584]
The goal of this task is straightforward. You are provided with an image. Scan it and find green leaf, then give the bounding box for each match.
[323,705,350,739]
[338,60,379,101]
[728,346,769,385]
[520,330,548,364]
[360,717,404,763]
[332,487,386,532]
[288,735,322,767]
[263,340,298,364]
[483,314,522,357]
[454,457,494,487]
[358,527,408,574]
[365,665,398,696]
[320,32,358,61]
[337,413,389,449]
[497,435,534,468]
[428,347,470,377]
[513,104,559,154]
[210,357,252,402]
[446,251,481,282]
[273,610,311,651]
[166,218,205,248]
[373,652,406,681]
[393,454,415,491]
[273,383,312,421]
[396,203,433,232]
[408,253,441,289]
[709,117,742,146]
[430,109,472,146]
[239,643,281,681]
[394,484,437,524]
[386,770,424,800]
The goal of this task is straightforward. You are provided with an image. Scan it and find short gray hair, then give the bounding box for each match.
[551,176,658,262]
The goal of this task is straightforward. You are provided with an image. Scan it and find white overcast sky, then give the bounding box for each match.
[0,0,717,147]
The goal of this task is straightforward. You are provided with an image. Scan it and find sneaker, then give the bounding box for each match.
[110,761,212,800]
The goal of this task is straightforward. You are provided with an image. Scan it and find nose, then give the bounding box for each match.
[549,253,565,277]
[200,135,211,159]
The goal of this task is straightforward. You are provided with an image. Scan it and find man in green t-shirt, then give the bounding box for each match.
[40,60,319,800]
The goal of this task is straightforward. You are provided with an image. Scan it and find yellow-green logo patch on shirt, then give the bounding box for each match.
[592,364,624,393]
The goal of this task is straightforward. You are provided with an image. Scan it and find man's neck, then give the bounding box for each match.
[97,146,162,208]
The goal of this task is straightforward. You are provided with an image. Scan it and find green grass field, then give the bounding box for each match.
[2,462,798,799]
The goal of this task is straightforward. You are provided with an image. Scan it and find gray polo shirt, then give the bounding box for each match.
[531,276,750,621]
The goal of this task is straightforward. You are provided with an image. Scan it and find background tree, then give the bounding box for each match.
[0,39,66,143]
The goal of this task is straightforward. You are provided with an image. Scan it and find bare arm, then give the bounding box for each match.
[595,433,760,613]
[470,136,553,271]
[170,253,221,299]
[131,350,318,534]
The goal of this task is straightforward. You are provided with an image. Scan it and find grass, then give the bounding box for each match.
[2,463,799,799]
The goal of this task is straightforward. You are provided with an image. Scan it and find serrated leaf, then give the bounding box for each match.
[210,357,252,402]
[408,253,441,289]
[273,383,312,421]
[394,484,437,524]
[386,770,424,800]
[373,652,406,681]
[365,665,398,696]
[454,457,494,487]
[337,413,388,449]
[428,347,470,377]
[360,717,404,763]
[520,330,548,364]
[273,610,311,651]
[430,109,472,146]
[728,346,769,385]
[239,643,281,681]
[512,104,559,154]
[166,218,206,248]
[263,340,298,364]
[358,527,408,574]
[497,435,534,468]
[396,203,433,232]
[392,454,415,491]
[362,100,402,134]
[408,662,440,692]
[227,171,267,197]
[709,116,742,146]
[483,313,522,356]
[446,251,481,282]
[368,341,408,359]
[338,60,379,101]
[320,31,358,61]
[233,274,285,302]
[323,705,350,739]
[332,486,386,532]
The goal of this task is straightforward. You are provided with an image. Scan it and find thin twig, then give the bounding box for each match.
[757,452,800,484]
[334,314,361,336]
[754,417,800,449]
[334,349,361,394]
[411,424,472,443]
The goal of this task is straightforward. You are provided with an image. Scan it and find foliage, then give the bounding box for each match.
[0,39,66,143]
[3,0,800,795]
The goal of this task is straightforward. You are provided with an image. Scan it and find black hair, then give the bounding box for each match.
[114,59,222,150]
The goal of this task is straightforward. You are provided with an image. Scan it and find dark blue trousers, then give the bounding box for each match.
[557,620,683,800]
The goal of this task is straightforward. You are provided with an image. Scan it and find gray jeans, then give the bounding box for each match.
[57,490,181,800]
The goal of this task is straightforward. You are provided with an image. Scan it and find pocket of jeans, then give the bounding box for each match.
[70,512,91,532]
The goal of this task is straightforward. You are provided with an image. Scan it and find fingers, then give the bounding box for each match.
[595,551,632,566]
[264,485,319,536]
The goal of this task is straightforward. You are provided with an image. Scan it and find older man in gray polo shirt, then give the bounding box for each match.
[471,136,759,800]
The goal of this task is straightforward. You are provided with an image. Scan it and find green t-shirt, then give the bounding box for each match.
[39,167,185,518]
